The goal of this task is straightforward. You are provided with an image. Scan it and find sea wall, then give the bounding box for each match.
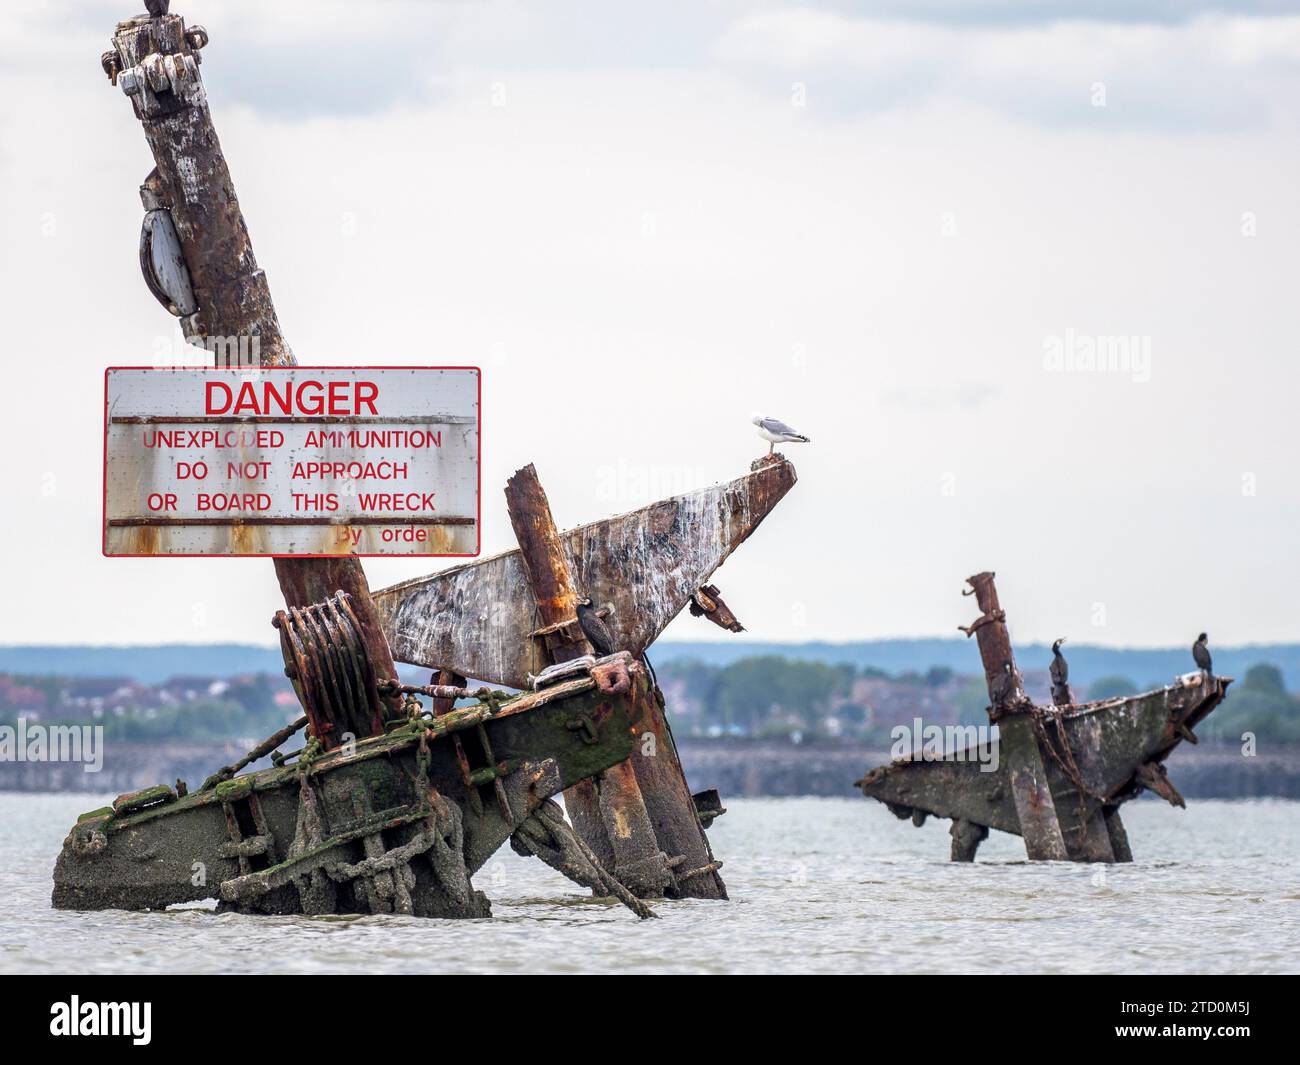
[0,741,256,795]
[675,740,1300,800]
[1,739,1297,799]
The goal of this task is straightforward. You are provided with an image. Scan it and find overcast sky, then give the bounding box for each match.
[2,1,1299,651]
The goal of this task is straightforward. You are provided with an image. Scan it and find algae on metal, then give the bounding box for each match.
[53,676,639,916]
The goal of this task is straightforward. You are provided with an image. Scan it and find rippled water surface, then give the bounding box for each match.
[2,794,1297,974]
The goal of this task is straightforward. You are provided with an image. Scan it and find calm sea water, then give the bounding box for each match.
[2,794,1296,974]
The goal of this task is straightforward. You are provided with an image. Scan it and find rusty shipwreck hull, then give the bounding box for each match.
[53,677,637,917]
[856,672,1230,862]
[375,457,796,688]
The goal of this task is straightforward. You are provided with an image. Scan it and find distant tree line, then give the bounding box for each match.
[0,673,293,743]
[658,655,965,742]
[658,656,1300,744]
[3,659,1297,746]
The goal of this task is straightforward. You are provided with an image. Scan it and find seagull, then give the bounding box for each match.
[1049,638,1072,706]
[1192,633,1212,677]
[751,412,810,455]
[576,596,616,656]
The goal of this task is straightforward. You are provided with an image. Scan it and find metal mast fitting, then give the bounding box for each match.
[106,14,285,362]
[105,11,401,743]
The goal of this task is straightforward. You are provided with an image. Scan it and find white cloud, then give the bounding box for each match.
[0,2,1297,651]
[716,10,1300,125]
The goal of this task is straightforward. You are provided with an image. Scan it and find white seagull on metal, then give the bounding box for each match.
[751,412,810,455]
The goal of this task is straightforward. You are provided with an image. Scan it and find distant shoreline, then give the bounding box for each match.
[678,740,1300,800]
[4,739,1297,800]
[5,638,1300,689]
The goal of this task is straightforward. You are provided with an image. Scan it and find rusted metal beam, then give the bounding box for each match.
[1103,806,1133,863]
[428,669,465,718]
[567,759,672,898]
[622,678,727,898]
[689,584,746,633]
[504,464,595,665]
[503,466,723,899]
[502,466,670,896]
[949,819,987,862]
[962,572,1070,861]
[553,664,727,898]
[106,11,399,743]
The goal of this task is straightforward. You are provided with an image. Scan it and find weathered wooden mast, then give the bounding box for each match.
[103,10,399,742]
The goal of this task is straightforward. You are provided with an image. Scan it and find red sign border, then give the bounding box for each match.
[102,365,482,560]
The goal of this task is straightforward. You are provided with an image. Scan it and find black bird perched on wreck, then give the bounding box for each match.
[1049,638,1072,706]
[144,0,170,17]
[1193,633,1213,677]
[576,596,616,656]
[989,660,1016,708]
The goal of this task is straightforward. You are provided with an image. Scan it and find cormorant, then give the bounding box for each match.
[145,0,170,17]
[576,596,616,656]
[1192,633,1212,676]
[1049,638,1068,687]
[990,660,1016,706]
[1049,638,1071,706]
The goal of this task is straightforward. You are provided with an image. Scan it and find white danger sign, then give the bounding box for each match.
[104,367,479,557]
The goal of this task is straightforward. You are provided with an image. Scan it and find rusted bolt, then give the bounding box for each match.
[565,714,599,745]
[101,50,122,84]
[590,659,631,695]
[185,25,209,51]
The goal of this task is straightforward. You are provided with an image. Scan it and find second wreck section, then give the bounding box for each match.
[857,572,1231,863]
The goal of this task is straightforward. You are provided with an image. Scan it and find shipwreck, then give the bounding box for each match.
[54,7,797,919]
[856,572,1231,862]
